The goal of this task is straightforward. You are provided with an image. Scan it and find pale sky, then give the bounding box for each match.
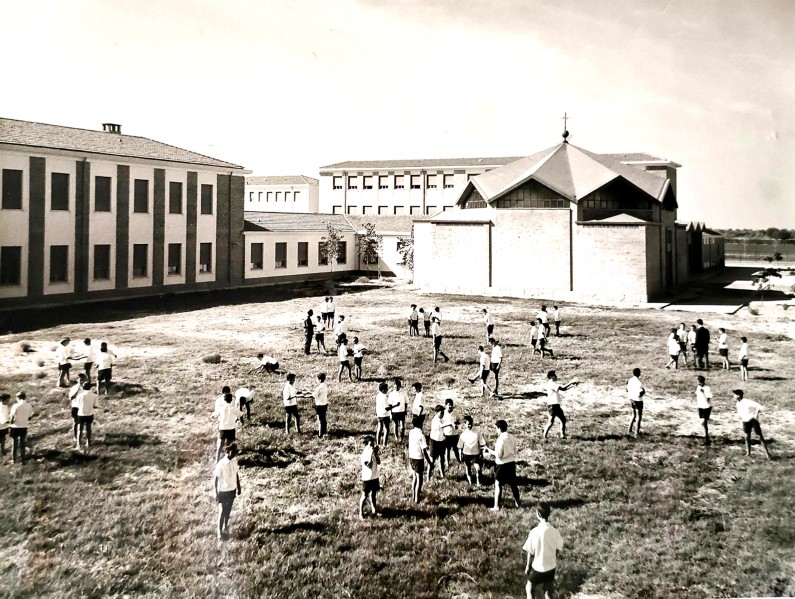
[2,0,793,228]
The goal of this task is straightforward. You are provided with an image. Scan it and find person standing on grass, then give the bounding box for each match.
[96,342,115,395]
[537,305,550,337]
[235,386,255,424]
[523,501,564,599]
[468,345,493,398]
[282,373,303,435]
[421,308,431,338]
[695,375,713,445]
[442,398,461,469]
[490,338,503,396]
[665,329,681,369]
[9,391,34,464]
[311,373,329,439]
[408,416,433,503]
[544,371,578,440]
[251,353,280,376]
[529,320,539,356]
[68,373,88,444]
[375,382,392,446]
[411,382,425,428]
[214,386,232,413]
[214,442,241,540]
[428,405,447,479]
[314,315,328,354]
[389,378,407,442]
[734,389,771,459]
[738,337,749,381]
[352,337,366,382]
[56,337,74,388]
[78,338,96,385]
[432,306,442,323]
[552,305,562,337]
[677,323,689,367]
[359,436,381,519]
[537,324,554,359]
[0,394,10,456]
[718,328,730,370]
[334,315,348,350]
[213,392,242,461]
[483,308,494,344]
[431,317,450,364]
[458,415,486,486]
[324,296,336,327]
[408,304,420,337]
[695,319,710,369]
[303,309,315,356]
[687,324,698,366]
[337,338,354,382]
[75,382,99,451]
[627,367,645,437]
[484,419,520,510]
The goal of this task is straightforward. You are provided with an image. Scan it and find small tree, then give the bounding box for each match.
[321,223,344,274]
[753,253,784,300]
[358,223,383,278]
[397,233,414,273]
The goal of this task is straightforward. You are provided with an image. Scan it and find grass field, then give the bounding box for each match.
[1,283,793,598]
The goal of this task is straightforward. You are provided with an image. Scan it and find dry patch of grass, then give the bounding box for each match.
[0,287,793,598]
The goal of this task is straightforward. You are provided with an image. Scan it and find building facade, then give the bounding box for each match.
[244,175,319,213]
[0,118,247,309]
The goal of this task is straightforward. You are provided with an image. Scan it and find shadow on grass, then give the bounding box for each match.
[326,428,372,439]
[36,448,101,467]
[268,521,326,535]
[570,434,626,442]
[497,391,546,400]
[754,376,787,381]
[546,497,588,510]
[239,447,306,468]
[111,382,151,397]
[515,476,550,488]
[378,506,432,520]
[558,566,587,596]
[103,432,162,447]
[449,495,493,509]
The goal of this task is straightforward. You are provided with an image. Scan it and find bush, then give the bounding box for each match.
[36,358,45,367]
[749,307,759,316]
[17,341,32,353]
[202,353,221,364]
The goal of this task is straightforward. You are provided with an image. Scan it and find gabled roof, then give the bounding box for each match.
[246,175,318,186]
[0,117,244,169]
[243,212,356,233]
[582,213,649,225]
[319,157,523,172]
[344,215,414,234]
[464,143,672,206]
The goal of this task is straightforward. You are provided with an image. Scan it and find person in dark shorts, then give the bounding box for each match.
[457,415,486,486]
[214,442,241,540]
[482,308,494,344]
[56,337,74,388]
[235,386,255,423]
[75,382,99,451]
[375,382,392,446]
[626,367,645,437]
[735,389,771,459]
[9,391,34,464]
[312,373,328,438]
[695,375,713,445]
[431,317,449,364]
[718,327,730,370]
[468,345,493,398]
[529,320,538,355]
[420,308,431,338]
[68,373,88,444]
[359,436,381,519]
[314,315,328,354]
[489,338,503,396]
[96,342,115,395]
[544,371,578,440]
[738,337,749,381]
[523,501,564,599]
[282,373,302,435]
[79,338,96,385]
[552,305,562,337]
[337,339,354,382]
[427,405,447,478]
[407,416,432,503]
[303,309,315,355]
[212,392,241,461]
[389,378,407,441]
[442,398,461,468]
[352,337,366,382]
[251,354,279,376]
[408,304,420,337]
[484,419,520,510]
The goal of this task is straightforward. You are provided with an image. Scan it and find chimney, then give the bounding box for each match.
[102,123,122,134]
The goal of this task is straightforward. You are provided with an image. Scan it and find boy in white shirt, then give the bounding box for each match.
[375,382,392,446]
[544,371,578,440]
[214,442,241,540]
[334,315,348,349]
[482,308,494,343]
[312,373,328,438]
[552,305,562,337]
[537,305,550,336]
[665,329,681,369]
[442,399,461,468]
[250,353,279,375]
[428,405,447,479]
[79,338,97,384]
[695,375,713,445]
[677,323,689,366]
[389,378,407,441]
[431,318,450,364]
[212,392,242,461]
[352,337,366,382]
[235,386,255,423]
[421,308,431,338]
[468,346,493,397]
[96,342,115,395]
[68,373,88,444]
[523,502,564,599]
[408,304,419,337]
[687,324,698,364]
[411,383,425,428]
[718,328,730,370]
[484,419,521,510]
[10,391,34,464]
[359,436,380,519]
[55,337,74,388]
[75,382,99,451]
[314,315,328,354]
[282,373,303,435]
[407,416,432,503]
[627,367,645,437]
[738,337,749,381]
[489,338,503,396]
[337,339,353,382]
[457,415,486,486]
[537,324,554,359]
[734,389,771,459]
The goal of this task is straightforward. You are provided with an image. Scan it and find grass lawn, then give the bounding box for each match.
[1,284,793,598]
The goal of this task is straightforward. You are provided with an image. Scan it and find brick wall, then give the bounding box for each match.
[413,222,489,290]
[645,225,662,296]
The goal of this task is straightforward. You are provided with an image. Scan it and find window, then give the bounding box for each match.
[132,244,148,277]
[294,191,300,202]
[2,169,23,209]
[257,192,262,202]
[348,176,358,190]
[276,191,282,202]
[363,176,373,189]
[337,241,347,264]
[332,206,343,214]
[297,242,308,267]
[275,242,287,268]
[284,191,291,202]
[394,206,404,215]
[250,243,263,270]
[378,206,389,215]
[362,206,372,215]
[443,174,454,189]
[167,243,182,275]
[49,245,68,283]
[266,192,273,202]
[93,245,111,280]
[318,242,328,265]
[199,243,212,273]
[249,192,254,201]
[410,175,420,189]
[425,206,437,215]
[346,206,357,215]
[169,182,183,214]
[95,176,112,212]
[426,174,438,189]
[51,173,69,210]
[201,184,213,214]
[410,206,421,215]
[134,179,149,213]
[394,175,405,189]
[333,176,342,190]
[0,246,21,285]
[378,175,389,189]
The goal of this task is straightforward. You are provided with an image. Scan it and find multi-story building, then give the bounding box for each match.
[0,117,247,309]
[244,175,319,213]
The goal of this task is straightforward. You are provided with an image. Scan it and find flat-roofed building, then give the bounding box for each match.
[245,175,319,213]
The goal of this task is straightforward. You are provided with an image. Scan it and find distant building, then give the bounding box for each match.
[345,215,413,279]
[244,175,319,213]
[0,117,247,309]
[687,222,725,272]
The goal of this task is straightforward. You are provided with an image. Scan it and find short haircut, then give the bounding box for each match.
[0,393,10,401]
[719,328,725,333]
[490,338,498,345]
[411,416,423,428]
[495,419,508,432]
[411,304,417,308]
[633,367,641,377]
[308,309,314,316]
[100,342,108,350]
[697,319,704,325]
[257,353,264,358]
[84,338,91,344]
[340,338,347,344]
[224,393,233,403]
[741,336,747,342]
[478,345,484,352]
[733,389,744,399]
[481,308,487,313]
[697,375,705,384]
[339,315,345,320]
[378,382,389,393]
[530,320,536,325]
[317,373,326,382]
[226,442,239,457]
[222,386,231,394]
[434,404,444,413]
[553,305,558,309]
[444,398,454,407]
[286,373,296,383]
[464,415,473,426]
[353,337,359,343]
[78,373,87,380]
[547,370,556,379]
[413,382,422,391]
[83,382,92,390]
[363,435,374,446]
[537,501,551,520]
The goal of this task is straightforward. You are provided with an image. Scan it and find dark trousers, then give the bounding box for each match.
[304,335,313,355]
[315,405,328,437]
[11,428,27,463]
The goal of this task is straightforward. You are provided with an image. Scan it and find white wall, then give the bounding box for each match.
[244,230,357,280]
[197,171,217,283]
[0,149,29,298]
[244,182,319,213]
[88,159,117,292]
[43,156,77,295]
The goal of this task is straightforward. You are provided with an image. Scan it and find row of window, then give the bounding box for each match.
[247,190,302,202]
[0,243,213,286]
[250,241,347,270]
[333,174,457,191]
[1,169,214,215]
[331,205,448,216]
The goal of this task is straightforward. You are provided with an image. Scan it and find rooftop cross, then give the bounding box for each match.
[561,112,570,142]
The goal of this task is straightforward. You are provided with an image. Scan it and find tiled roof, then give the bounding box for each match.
[319,157,524,172]
[243,212,357,233]
[0,117,244,169]
[246,175,318,186]
[344,215,414,234]
[602,152,680,166]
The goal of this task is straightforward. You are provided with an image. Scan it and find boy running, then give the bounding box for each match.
[695,375,713,445]
[738,337,749,381]
[734,389,771,459]
[214,442,241,540]
[484,419,520,510]
[235,386,255,423]
[627,367,645,437]
[359,436,381,519]
[407,416,432,502]
[389,378,407,441]
[529,320,538,355]
[544,371,578,439]
[457,415,486,486]
[523,502,564,599]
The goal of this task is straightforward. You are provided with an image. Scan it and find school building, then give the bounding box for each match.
[244,175,319,213]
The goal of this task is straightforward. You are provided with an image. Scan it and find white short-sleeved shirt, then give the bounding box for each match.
[441,410,455,436]
[523,521,564,573]
[313,382,328,406]
[430,414,445,442]
[97,351,115,370]
[214,456,239,492]
[0,403,11,429]
[361,446,379,481]
[552,309,561,322]
[432,310,442,322]
[494,431,517,464]
[375,392,390,418]
[10,401,34,428]
[431,321,441,337]
[326,300,336,313]
[409,309,418,320]
[76,390,99,416]
[408,427,428,460]
[389,389,406,413]
[545,380,561,405]
[235,388,254,402]
[718,333,728,349]
[484,312,492,326]
[260,355,278,366]
[69,382,83,407]
[529,324,537,339]
[687,330,697,346]
[338,345,349,361]
[282,383,297,407]
[83,343,96,363]
[56,344,72,366]
[738,343,748,360]
[334,321,347,336]
[411,392,424,416]
[737,398,763,422]
[491,345,503,364]
[667,335,681,355]
[695,384,712,409]
[315,321,325,334]
[677,327,687,343]
[537,326,546,341]
[458,429,485,455]
[627,376,644,401]
[537,311,549,324]
[214,401,241,430]
[479,351,489,369]
[353,343,365,358]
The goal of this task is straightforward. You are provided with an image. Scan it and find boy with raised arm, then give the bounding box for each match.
[543,371,578,439]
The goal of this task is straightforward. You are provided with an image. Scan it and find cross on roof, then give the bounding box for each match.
[561,112,570,142]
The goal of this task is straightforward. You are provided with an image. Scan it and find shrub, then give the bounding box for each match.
[749,307,759,316]
[783,304,790,311]
[36,358,45,367]
[355,276,371,284]
[17,341,32,353]
[202,353,221,364]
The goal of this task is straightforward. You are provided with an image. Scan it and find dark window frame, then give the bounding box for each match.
[132,244,148,278]
[2,169,23,210]
[133,179,149,213]
[51,173,70,211]
[297,242,309,267]
[275,242,287,268]
[200,184,213,215]
[49,245,69,283]
[0,246,22,286]
[95,176,112,212]
[169,181,183,214]
[93,244,111,280]
[251,242,264,270]
[199,243,213,273]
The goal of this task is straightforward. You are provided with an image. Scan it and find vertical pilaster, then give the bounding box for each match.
[152,168,165,287]
[115,165,130,289]
[186,171,197,284]
[74,160,90,295]
[27,157,46,297]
